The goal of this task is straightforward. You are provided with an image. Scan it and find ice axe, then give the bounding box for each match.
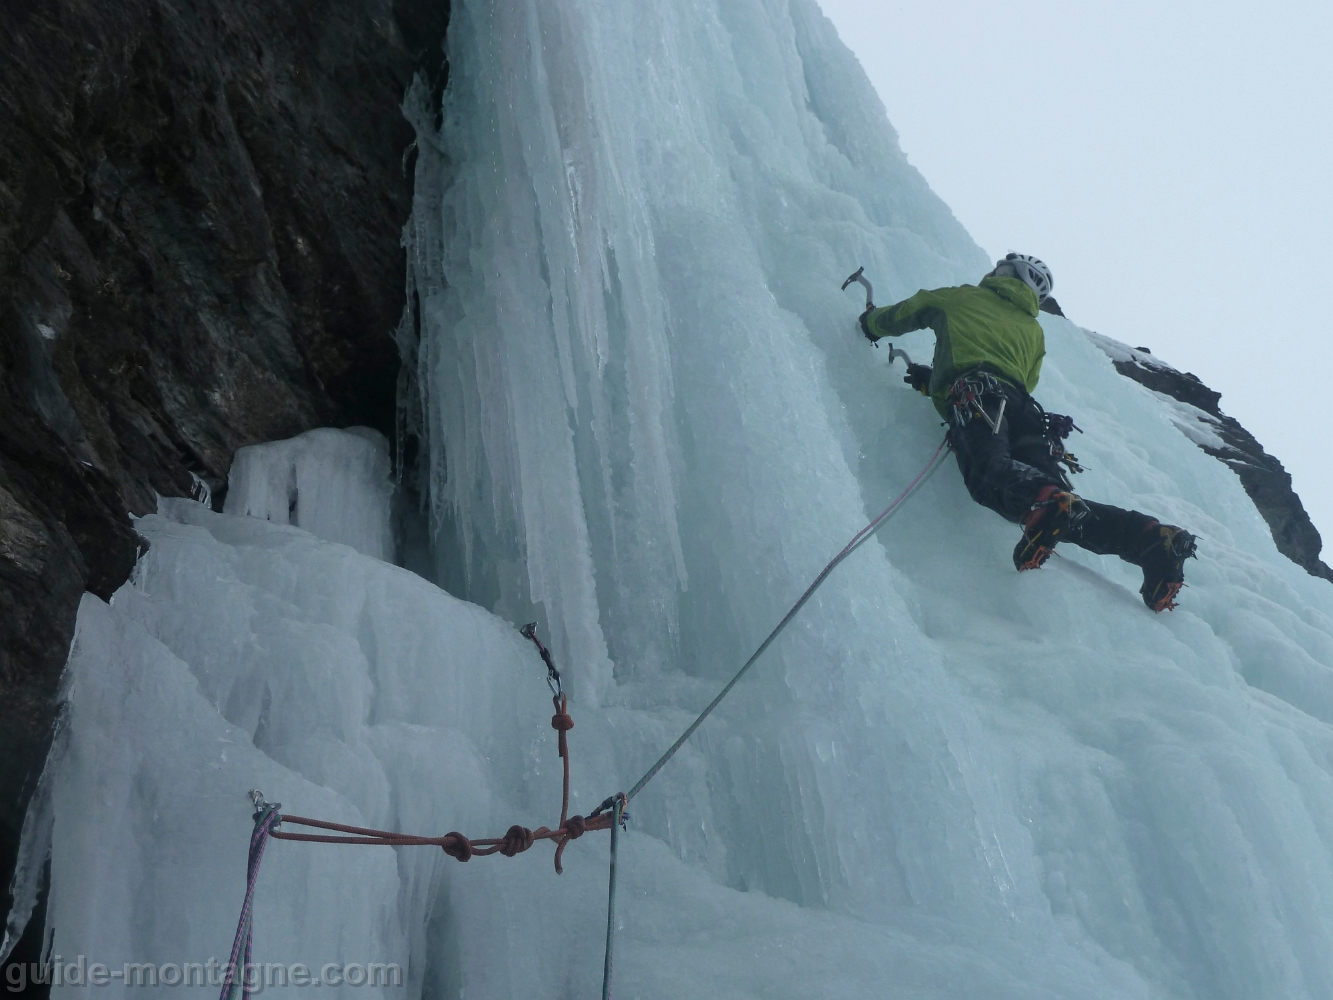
[841,266,914,366]
[842,265,874,310]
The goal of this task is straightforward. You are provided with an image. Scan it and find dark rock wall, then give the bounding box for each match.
[0,0,448,924]
[1101,345,1333,583]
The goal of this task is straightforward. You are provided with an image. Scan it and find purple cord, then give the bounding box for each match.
[220,804,281,1000]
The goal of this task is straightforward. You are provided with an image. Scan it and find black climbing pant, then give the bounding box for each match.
[947,372,1158,565]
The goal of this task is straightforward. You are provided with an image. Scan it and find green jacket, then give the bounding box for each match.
[864,275,1045,417]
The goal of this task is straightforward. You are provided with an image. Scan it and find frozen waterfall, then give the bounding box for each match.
[12,0,1333,998]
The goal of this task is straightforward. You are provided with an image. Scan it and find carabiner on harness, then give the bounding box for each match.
[1028,398,1086,476]
[947,372,1008,436]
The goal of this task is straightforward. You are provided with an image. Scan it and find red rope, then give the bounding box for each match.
[267,692,615,873]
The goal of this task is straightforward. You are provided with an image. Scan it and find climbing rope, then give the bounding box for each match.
[259,687,601,872]
[219,798,281,1000]
[596,432,951,997]
[225,435,950,1000]
[222,628,610,1000]
[600,794,626,1000]
[624,433,951,803]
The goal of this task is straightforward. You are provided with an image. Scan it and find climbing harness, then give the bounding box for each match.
[946,372,1086,482]
[1024,400,1085,478]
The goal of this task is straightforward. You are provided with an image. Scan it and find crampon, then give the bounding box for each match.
[1139,524,1197,612]
[1013,486,1089,571]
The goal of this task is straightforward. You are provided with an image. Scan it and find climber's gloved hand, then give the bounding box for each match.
[859,308,877,343]
[1044,412,1080,439]
[903,363,932,395]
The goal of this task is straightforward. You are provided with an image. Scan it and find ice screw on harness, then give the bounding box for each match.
[1038,410,1085,476]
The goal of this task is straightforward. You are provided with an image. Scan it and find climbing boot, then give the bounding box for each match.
[1138,524,1197,612]
[1013,485,1090,571]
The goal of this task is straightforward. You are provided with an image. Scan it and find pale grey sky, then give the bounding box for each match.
[816,0,1333,547]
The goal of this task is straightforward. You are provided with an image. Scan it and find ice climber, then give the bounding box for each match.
[859,253,1197,612]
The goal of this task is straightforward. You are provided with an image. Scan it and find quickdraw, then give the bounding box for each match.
[1053,445,1085,478]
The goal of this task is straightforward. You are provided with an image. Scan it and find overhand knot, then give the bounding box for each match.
[562,815,586,840]
[442,832,473,862]
[551,694,574,732]
[499,825,534,857]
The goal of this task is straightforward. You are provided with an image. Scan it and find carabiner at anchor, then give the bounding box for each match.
[521,623,563,698]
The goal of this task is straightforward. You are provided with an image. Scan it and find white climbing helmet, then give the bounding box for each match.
[998,252,1054,302]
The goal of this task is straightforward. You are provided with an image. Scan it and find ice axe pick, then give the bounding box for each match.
[842,266,914,366]
[841,265,874,311]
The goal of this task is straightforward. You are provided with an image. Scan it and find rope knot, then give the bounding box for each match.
[551,693,574,732]
[562,814,586,840]
[499,824,534,857]
[441,832,473,862]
